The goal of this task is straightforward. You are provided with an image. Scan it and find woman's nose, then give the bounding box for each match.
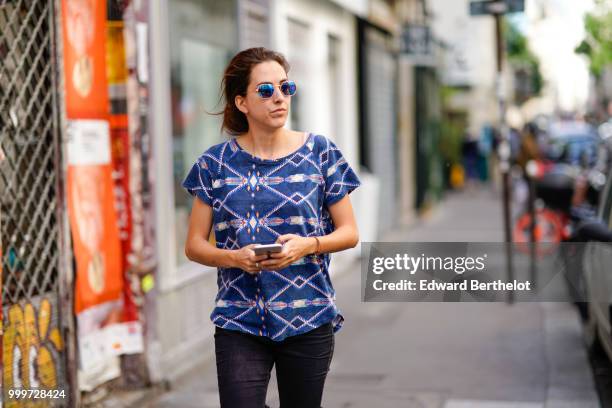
[272,88,286,102]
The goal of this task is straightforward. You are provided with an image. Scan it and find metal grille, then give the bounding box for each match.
[0,0,61,305]
[1,1,70,403]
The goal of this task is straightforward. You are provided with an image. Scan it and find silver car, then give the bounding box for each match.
[583,167,612,357]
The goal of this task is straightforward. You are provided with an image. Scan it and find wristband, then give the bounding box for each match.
[313,236,321,255]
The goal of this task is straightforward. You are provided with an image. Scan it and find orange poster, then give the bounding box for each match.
[60,0,123,313]
[66,120,123,314]
[61,0,110,119]
[65,120,127,390]
[61,0,137,389]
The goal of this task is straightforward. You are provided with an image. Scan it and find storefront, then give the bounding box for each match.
[357,18,399,236]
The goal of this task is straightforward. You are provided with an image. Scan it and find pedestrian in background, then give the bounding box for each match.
[517,122,541,172]
[182,47,361,408]
[462,132,480,187]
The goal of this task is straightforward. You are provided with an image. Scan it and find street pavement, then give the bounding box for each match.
[145,186,599,408]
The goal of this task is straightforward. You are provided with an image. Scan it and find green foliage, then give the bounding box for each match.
[575,0,612,76]
[504,19,544,98]
[439,87,465,166]
[439,119,463,165]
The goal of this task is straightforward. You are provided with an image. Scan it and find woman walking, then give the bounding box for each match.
[182,47,361,408]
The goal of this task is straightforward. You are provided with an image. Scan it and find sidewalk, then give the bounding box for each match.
[146,187,599,407]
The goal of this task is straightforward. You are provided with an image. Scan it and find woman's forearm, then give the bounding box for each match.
[186,239,237,268]
[316,224,359,255]
[187,224,358,267]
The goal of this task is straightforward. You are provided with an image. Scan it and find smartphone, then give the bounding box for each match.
[253,243,283,256]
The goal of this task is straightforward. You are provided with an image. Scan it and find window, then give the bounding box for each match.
[169,0,237,266]
[287,18,310,131]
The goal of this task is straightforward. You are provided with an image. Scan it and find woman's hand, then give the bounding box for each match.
[231,244,270,275]
[259,234,316,271]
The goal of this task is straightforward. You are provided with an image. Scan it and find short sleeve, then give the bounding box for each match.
[322,137,361,207]
[182,156,214,206]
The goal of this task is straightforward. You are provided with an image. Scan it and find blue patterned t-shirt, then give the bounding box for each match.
[182,133,361,341]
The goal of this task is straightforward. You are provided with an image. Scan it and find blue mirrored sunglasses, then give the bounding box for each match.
[255,81,297,99]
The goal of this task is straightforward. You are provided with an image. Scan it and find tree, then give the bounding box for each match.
[575,0,612,77]
[504,19,544,103]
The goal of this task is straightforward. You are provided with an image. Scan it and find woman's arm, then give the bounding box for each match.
[260,194,359,270]
[185,198,235,267]
[185,198,267,273]
[316,194,360,253]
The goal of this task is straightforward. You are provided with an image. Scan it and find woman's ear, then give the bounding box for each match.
[235,95,248,115]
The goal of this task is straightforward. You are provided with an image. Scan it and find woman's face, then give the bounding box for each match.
[235,60,291,131]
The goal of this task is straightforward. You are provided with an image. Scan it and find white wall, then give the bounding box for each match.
[397,55,417,225]
[271,0,373,260]
[271,0,359,166]
[428,0,499,133]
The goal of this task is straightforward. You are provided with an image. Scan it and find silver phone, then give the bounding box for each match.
[253,243,283,255]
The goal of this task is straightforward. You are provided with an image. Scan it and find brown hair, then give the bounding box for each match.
[219,47,290,135]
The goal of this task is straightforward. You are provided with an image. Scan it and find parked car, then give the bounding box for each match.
[580,167,612,359]
[547,120,599,168]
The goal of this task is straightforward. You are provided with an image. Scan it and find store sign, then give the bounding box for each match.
[401,24,431,56]
[470,0,524,15]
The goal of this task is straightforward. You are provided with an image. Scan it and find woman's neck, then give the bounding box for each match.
[240,127,295,160]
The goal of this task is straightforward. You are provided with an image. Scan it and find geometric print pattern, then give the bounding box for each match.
[182,133,361,341]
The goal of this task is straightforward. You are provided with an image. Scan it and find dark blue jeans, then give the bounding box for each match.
[214,322,335,408]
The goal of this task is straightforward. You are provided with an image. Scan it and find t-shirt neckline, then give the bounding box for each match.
[232,132,312,164]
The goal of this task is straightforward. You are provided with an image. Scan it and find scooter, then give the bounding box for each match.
[513,161,577,253]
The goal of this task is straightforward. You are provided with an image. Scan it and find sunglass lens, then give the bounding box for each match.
[281,81,297,96]
[257,84,275,98]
